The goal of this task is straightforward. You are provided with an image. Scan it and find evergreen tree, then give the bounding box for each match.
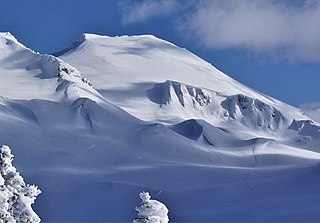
[134,191,169,223]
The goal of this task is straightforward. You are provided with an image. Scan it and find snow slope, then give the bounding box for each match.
[58,33,320,153]
[57,34,305,125]
[1,32,320,222]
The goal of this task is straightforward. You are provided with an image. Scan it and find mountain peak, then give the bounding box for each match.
[57,33,306,124]
[82,33,167,42]
[0,32,35,57]
[0,32,18,42]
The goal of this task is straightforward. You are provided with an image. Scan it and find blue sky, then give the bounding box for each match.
[0,0,319,106]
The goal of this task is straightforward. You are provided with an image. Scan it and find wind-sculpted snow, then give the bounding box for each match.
[287,119,320,150]
[147,80,211,108]
[221,94,287,130]
[1,32,320,221]
[169,119,239,147]
[147,80,288,132]
[0,33,101,104]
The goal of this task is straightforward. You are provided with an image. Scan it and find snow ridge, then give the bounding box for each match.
[0,32,102,103]
[147,80,211,108]
[222,94,286,130]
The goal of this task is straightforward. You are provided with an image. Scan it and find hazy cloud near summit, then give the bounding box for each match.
[300,102,320,123]
[120,0,178,24]
[120,0,320,61]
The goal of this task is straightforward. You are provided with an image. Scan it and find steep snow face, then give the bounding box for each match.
[0,33,102,103]
[145,80,288,136]
[57,34,305,126]
[287,119,320,151]
[0,32,29,57]
[221,94,287,131]
[146,80,224,123]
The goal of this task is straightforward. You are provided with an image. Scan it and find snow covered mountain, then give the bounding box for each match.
[56,34,304,124]
[1,32,320,222]
[58,33,320,153]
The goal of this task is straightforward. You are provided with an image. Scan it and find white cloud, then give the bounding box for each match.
[182,0,320,61]
[119,0,320,61]
[300,102,320,122]
[120,0,178,24]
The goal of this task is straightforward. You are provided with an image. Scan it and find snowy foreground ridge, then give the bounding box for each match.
[1,32,320,222]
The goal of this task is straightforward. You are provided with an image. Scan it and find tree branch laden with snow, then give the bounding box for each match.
[134,191,169,223]
[0,145,41,223]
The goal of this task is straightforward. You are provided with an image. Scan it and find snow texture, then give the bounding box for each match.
[1,32,320,221]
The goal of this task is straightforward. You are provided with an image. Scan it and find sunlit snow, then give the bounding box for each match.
[1,32,320,222]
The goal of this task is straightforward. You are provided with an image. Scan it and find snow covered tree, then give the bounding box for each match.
[0,145,41,222]
[133,191,169,223]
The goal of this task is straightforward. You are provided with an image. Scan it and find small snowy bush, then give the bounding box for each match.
[134,191,169,223]
[0,145,41,222]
